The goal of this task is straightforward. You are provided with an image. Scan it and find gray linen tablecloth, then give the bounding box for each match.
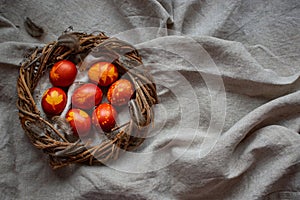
[0,0,299,199]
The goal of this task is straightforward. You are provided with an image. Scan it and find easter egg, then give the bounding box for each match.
[92,103,117,132]
[49,60,77,87]
[88,62,118,86]
[71,83,103,110]
[66,109,91,137]
[41,87,67,116]
[107,79,134,106]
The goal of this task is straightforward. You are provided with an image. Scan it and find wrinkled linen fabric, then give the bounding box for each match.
[0,0,299,199]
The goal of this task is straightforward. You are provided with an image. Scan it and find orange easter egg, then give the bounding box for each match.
[88,62,118,86]
[107,79,134,106]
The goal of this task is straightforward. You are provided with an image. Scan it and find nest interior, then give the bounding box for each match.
[17,31,158,169]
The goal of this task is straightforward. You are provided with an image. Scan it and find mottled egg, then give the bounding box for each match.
[92,103,117,132]
[107,79,134,106]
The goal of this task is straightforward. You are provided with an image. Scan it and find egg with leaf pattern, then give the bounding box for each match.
[88,62,118,86]
[49,60,77,87]
[41,87,67,116]
[71,83,103,110]
[66,108,91,137]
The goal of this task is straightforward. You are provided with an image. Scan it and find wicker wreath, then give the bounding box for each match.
[17,31,158,169]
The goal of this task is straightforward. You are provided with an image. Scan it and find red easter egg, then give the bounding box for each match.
[71,83,103,110]
[66,109,91,137]
[107,79,134,106]
[92,103,117,132]
[41,87,67,116]
[88,62,118,86]
[49,60,77,87]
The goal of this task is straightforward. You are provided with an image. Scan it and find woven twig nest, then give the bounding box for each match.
[17,31,158,169]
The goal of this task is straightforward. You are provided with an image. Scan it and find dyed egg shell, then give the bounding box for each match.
[66,109,91,137]
[49,60,77,87]
[71,83,103,110]
[41,87,67,116]
[92,103,117,132]
[88,62,118,86]
[107,79,134,106]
